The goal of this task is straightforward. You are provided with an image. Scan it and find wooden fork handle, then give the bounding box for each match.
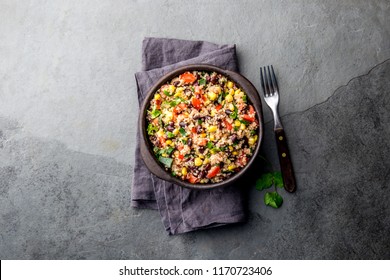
[275,129,296,193]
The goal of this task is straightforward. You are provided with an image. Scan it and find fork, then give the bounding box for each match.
[260,66,296,193]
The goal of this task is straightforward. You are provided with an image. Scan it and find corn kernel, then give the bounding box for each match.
[208,126,217,133]
[200,133,207,138]
[229,103,234,111]
[254,135,258,141]
[157,129,164,137]
[204,100,211,106]
[184,112,189,117]
[154,93,161,100]
[182,167,187,176]
[209,134,215,141]
[210,109,216,117]
[229,88,235,95]
[169,85,176,93]
[208,92,218,101]
[210,149,216,154]
[199,154,205,159]
[194,158,203,166]
[203,158,210,165]
[165,140,172,145]
[227,81,234,89]
[173,128,179,135]
[248,137,256,145]
[228,164,235,171]
[234,120,241,127]
[174,151,179,157]
[235,89,241,95]
[228,146,234,151]
[225,94,233,102]
[240,124,246,130]
[162,153,168,157]
[232,151,238,156]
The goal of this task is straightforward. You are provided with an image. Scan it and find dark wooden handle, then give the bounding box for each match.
[275,129,296,193]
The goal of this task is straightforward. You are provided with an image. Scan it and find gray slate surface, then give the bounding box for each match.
[0,0,389,259]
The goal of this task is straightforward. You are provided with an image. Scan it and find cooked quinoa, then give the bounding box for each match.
[146,71,259,184]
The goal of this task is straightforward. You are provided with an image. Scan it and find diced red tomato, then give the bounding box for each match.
[198,138,207,146]
[207,166,221,179]
[191,127,197,133]
[155,99,161,109]
[174,103,187,114]
[178,154,184,160]
[191,97,201,110]
[215,104,222,111]
[188,173,199,184]
[152,118,159,125]
[242,115,255,122]
[237,155,248,166]
[180,72,197,84]
[249,105,255,115]
[158,136,166,146]
[224,120,233,130]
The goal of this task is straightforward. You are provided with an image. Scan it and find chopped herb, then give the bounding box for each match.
[219,146,227,152]
[218,92,224,104]
[166,132,175,139]
[179,127,187,136]
[191,86,195,92]
[147,124,158,135]
[264,191,283,208]
[197,119,203,124]
[240,119,251,125]
[206,141,214,149]
[171,171,176,176]
[150,109,161,119]
[234,126,239,131]
[242,94,247,102]
[250,130,256,136]
[163,90,172,96]
[198,78,206,85]
[158,156,173,168]
[181,139,187,144]
[230,103,238,119]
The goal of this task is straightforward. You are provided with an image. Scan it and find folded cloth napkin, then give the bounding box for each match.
[132,37,246,235]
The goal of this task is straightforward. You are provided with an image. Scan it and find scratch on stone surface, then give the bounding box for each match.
[265,58,390,125]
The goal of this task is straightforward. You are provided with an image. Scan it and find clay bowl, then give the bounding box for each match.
[139,64,263,190]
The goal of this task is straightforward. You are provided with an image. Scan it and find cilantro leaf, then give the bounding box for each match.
[158,156,173,168]
[206,141,214,149]
[150,109,161,119]
[273,171,284,188]
[264,191,283,208]
[163,90,172,96]
[147,124,158,135]
[255,173,274,191]
[198,78,206,85]
[179,127,187,136]
[166,131,175,139]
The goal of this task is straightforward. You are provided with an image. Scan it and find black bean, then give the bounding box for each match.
[179,121,186,127]
[166,126,174,132]
[173,81,180,86]
[198,146,205,154]
[219,162,224,169]
[230,134,237,142]
[150,136,156,141]
[199,170,207,179]
[169,121,174,126]
[210,75,218,84]
[204,164,211,170]
[193,115,201,120]
[187,138,192,146]
[225,109,232,115]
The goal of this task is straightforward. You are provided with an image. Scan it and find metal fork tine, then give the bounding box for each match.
[267,66,274,94]
[260,67,267,96]
[265,66,273,96]
[270,65,279,92]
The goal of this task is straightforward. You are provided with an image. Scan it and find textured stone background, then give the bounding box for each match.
[0,0,389,259]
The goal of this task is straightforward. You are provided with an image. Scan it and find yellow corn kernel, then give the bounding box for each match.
[194,158,203,166]
[173,128,179,136]
[175,87,184,94]
[174,91,182,97]
[232,151,238,156]
[182,167,187,176]
[199,154,205,159]
[208,126,218,133]
[248,137,256,145]
[169,85,176,93]
[235,89,241,95]
[209,134,215,141]
[227,81,234,89]
[240,124,246,130]
[254,135,258,141]
[183,112,189,117]
[200,133,207,138]
[208,92,218,101]
[229,103,235,111]
[229,88,235,95]
[174,151,179,157]
[203,158,210,165]
[157,129,164,137]
[234,120,241,127]
[165,140,172,145]
[162,153,168,157]
[228,146,234,151]
[225,94,233,102]
[204,100,211,106]
[154,93,161,100]
[228,164,235,171]
[210,149,216,154]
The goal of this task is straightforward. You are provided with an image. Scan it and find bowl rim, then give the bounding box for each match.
[139,64,264,190]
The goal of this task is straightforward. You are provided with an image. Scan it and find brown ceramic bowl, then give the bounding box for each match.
[139,64,263,190]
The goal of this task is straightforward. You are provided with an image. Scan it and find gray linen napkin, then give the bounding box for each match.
[132,37,246,235]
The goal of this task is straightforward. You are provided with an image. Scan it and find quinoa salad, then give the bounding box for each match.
[146,71,259,184]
